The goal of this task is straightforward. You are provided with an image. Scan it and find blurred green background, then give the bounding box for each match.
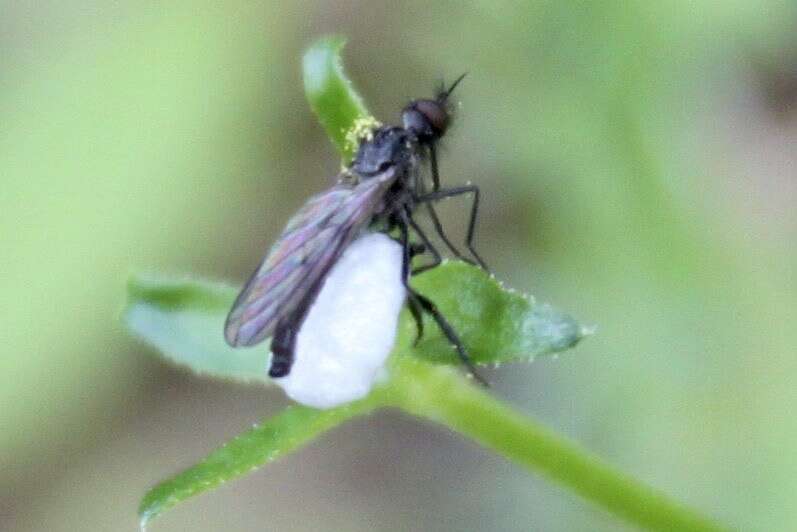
[3,1,795,530]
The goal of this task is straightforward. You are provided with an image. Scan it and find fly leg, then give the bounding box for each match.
[406,297,424,347]
[423,142,474,265]
[416,184,490,273]
[403,215,442,345]
[390,200,443,276]
[406,241,426,346]
[407,215,443,276]
[398,210,488,386]
[390,236,428,345]
[410,291,488,387]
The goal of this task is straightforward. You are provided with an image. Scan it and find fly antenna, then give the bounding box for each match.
[439,72,468,102]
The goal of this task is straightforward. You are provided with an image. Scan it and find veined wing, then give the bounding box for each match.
[224,167,399,347]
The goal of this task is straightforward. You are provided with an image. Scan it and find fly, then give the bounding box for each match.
[225,74,489,396]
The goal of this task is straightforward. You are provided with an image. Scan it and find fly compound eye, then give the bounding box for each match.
[402,99,449,140]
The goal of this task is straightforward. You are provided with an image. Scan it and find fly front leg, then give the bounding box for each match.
[422,142,474,264]
[415,184,490,273]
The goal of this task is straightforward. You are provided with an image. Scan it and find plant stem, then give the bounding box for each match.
[386,356,730,532]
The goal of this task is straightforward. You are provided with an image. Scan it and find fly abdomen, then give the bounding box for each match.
[269,318,297,378]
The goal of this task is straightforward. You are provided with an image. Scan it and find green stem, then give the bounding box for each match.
[386,356,729,532]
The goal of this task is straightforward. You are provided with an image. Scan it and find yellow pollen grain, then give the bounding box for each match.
[344,116,382,156]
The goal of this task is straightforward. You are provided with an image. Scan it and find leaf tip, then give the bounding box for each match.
[122,274,152,330]
[139,483,185,531]
[302,35,346,93]
[124,273,173,310]
[302,34,372,162]
[125,273,146,301]
[138,499,160,532]
[525,303,588,352]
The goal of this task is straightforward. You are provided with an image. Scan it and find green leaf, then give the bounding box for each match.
[400,261,590,365]
[302,36,372,162]
[138,400,384,529]
[127,266,587,527]
[124,275,270,384]
[124,264,585,381]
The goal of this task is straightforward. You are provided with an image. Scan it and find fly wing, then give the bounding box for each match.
[224,167,399,347]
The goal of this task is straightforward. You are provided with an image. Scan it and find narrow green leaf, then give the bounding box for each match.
[138,400,383,529]
[401,261,590,365]
[125,264,586,383]
[124,275,270,384]
[302,36,372,162]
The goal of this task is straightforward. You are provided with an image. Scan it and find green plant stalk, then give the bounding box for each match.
[385,356,729,532]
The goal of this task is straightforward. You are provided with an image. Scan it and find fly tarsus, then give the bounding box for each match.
[407,295,425,346]
[409,290,488,387]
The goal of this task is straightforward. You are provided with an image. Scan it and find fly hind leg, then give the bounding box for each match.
[409,290,488,386]
[398,209,488,386]
[396,240,427,345]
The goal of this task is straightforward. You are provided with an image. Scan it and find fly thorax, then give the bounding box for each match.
[350,126,412,177]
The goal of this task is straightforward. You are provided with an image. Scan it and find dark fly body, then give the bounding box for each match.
[225,75,488,384]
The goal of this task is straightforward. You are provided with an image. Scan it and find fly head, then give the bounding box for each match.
[401,73,467,144]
